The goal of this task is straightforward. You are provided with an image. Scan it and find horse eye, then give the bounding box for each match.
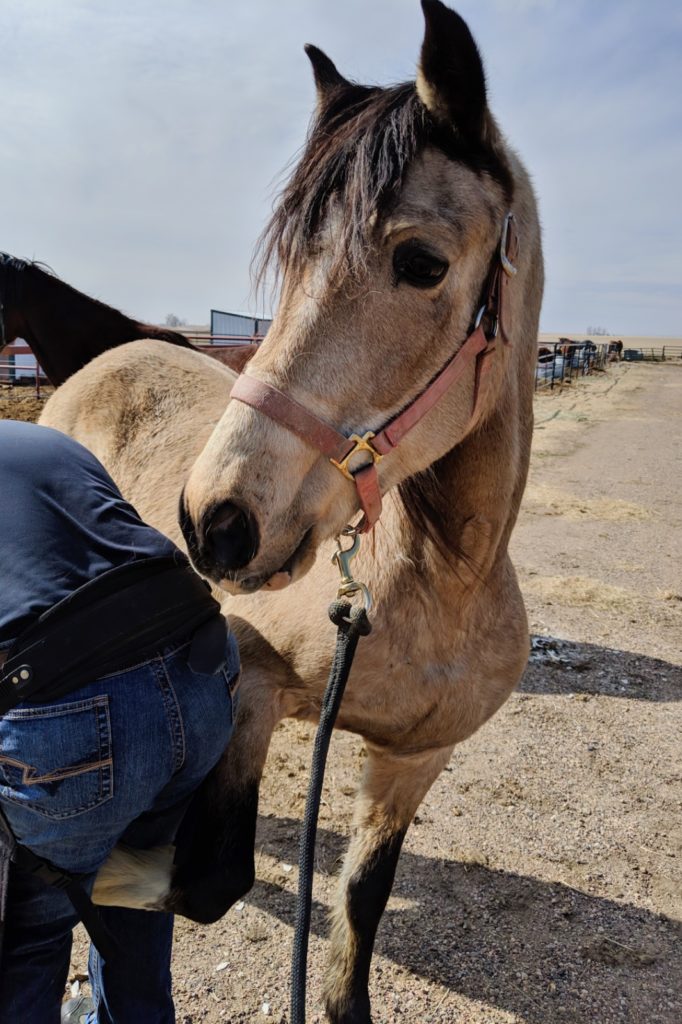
[393,242,449,289]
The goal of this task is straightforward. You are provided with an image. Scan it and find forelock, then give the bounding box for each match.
[255,80,513,287]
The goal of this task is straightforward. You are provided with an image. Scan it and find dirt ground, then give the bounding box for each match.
[0,385,53,422]
[2,363,680,1023]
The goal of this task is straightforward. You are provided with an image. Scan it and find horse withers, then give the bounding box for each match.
[41,4,544,1022]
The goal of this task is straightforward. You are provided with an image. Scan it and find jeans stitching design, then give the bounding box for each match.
[0,696,114,819]
[154,658,186,774]
[1,695,109,720]
[0,754,113,786]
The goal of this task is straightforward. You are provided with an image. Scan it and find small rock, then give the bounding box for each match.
[261,1002,271,1016]
[216,961,229,972]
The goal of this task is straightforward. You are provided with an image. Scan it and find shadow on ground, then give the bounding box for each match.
[242,639,681,1022]
[249,816,680,1024]
[521,636,681,701]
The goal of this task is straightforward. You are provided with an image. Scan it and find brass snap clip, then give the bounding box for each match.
[332,529,372,614]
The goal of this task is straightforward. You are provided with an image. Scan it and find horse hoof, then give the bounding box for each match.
[324,993,372,1024]
[92,843,174,910]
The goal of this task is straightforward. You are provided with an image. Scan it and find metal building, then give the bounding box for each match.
[210,309,271,344]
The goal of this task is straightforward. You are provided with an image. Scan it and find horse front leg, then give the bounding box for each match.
[324,742,453,1024]
[168,672,282,923]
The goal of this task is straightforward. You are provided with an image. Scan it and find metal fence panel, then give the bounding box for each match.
[210,309,271,342]
[535,342,609,391]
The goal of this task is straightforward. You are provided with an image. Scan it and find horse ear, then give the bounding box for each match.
[304,44,351,106]
[417,1,488,141]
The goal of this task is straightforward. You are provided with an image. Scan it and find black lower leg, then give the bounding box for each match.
[326,829,407,1024]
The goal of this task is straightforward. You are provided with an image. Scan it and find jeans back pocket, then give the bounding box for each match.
[0,695,113,820]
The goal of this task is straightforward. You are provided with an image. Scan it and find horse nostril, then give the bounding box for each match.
[204,501,259,572]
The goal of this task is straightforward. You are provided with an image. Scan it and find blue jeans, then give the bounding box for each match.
[0,635,240,1023]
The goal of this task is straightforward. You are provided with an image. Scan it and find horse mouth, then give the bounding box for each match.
[219,526,314,595]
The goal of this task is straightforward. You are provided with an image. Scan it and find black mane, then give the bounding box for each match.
[0,252,31,274]
[257,80,512,284]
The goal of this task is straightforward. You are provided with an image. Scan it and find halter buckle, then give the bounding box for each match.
[330,432,383,481]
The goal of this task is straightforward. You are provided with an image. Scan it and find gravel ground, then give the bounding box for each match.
[2,363,680,1023]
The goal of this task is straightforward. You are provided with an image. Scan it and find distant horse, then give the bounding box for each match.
[42,3,543,1021]
[0,251,258,381]
[608,339,623,362]
[0,251,191,386]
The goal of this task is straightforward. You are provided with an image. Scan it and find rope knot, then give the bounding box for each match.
[328,600,372,636]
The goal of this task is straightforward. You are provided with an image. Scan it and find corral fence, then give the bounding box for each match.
[0,336,267,400]
[535,340,609,391]
[622,345,682,362]
[0,345,48,398]
[4,334,680,403]
[535,338,682,393]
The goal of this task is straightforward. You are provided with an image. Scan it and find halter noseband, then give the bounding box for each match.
[230,214,519,532]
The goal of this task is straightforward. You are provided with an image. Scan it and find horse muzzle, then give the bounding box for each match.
[179,487,318,594]
[179,489,258,579]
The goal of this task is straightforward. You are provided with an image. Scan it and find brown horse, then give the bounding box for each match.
[0,251,191,386]
[41,3,543,1021]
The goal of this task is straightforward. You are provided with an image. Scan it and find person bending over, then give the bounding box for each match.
[0,420,240,1023]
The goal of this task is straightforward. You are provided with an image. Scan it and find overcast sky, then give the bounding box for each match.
[2,0,681,335]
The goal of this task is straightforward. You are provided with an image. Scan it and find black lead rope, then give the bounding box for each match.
[290,600,372,1024]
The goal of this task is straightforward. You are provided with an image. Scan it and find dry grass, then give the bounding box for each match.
[0,388,53,423]
[523,483,652,522]
[523,574,641,612]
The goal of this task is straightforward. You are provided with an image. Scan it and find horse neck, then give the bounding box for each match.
[24,265,139,343]
[366,377,532,609]
[19,265,141,385]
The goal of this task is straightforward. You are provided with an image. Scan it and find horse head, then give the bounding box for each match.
[181,0,542,594]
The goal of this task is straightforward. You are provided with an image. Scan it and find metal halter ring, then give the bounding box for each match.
[474,304,499,341]
[500,213,518,278]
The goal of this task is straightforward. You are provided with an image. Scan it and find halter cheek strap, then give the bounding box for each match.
[229,213,518,532]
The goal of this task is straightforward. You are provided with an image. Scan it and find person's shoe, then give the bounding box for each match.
[61,995,95,1023]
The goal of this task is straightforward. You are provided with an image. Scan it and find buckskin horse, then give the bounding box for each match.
[40,3,543,1020]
